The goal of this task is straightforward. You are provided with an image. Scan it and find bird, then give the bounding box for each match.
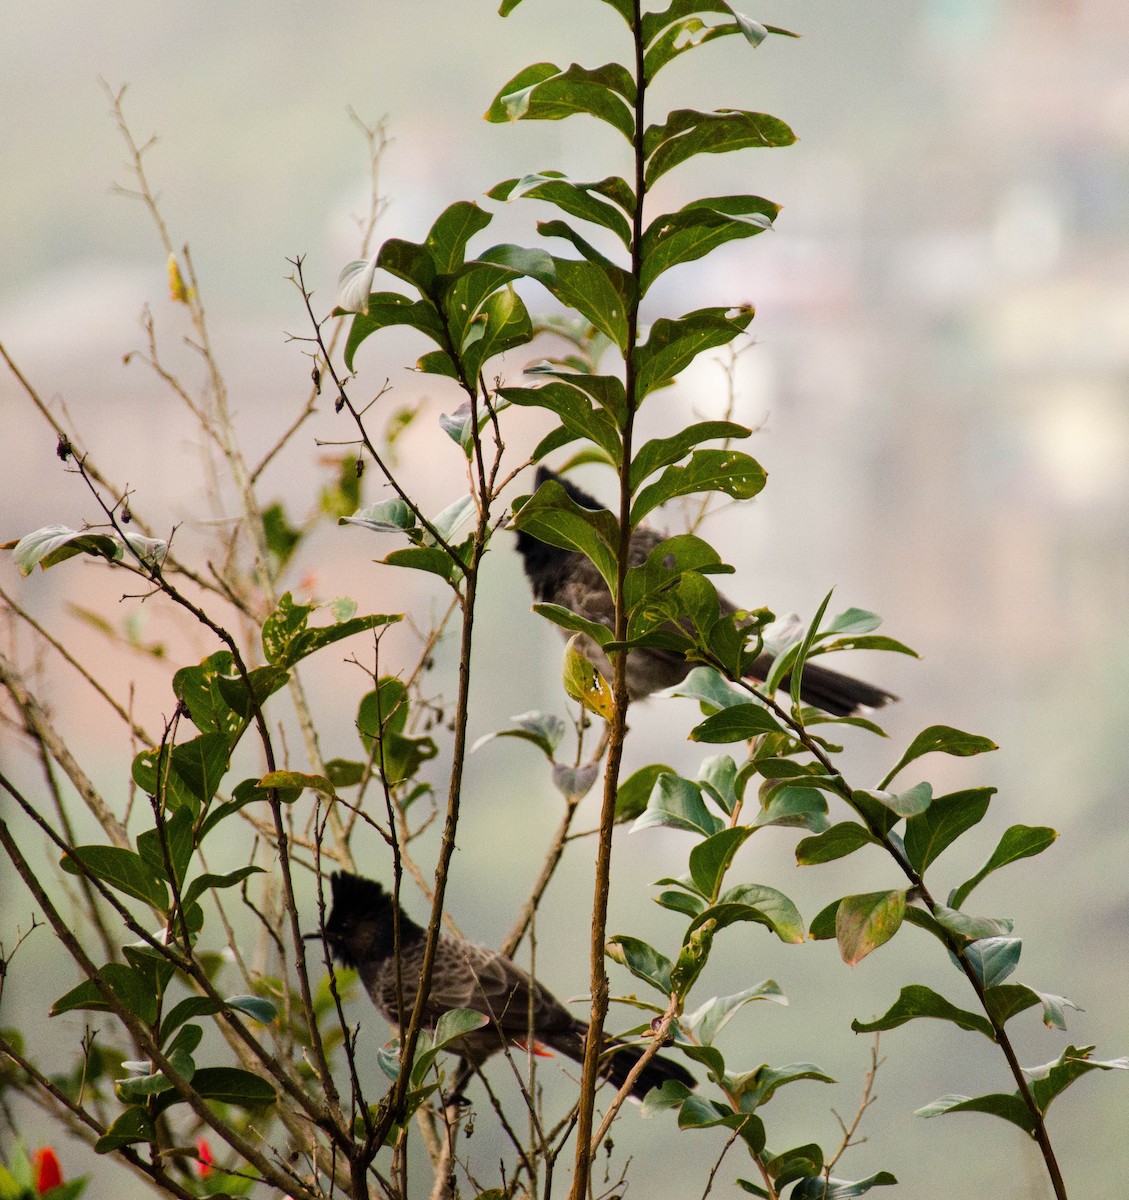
[514,466,895,716]
[321,871,695,1100]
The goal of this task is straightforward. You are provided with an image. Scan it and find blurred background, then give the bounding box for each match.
[2,1,1127,1197]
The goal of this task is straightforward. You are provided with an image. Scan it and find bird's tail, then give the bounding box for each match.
[554,1026,694,1100]
[790,661,896,717]
[601,1037,696,1100]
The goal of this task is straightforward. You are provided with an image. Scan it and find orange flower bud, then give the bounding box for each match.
[34,1147,63,1194]
[195,1137,214,1178]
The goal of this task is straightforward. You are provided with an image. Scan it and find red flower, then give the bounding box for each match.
[33,1147,63,1194]
[195,1137,214,1179]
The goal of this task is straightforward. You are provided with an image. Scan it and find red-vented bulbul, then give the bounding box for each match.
[322,871,694,1100]
[515,466,895,716]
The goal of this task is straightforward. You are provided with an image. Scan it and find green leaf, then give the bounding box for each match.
[808,898,840,940]
[180,865,264,911]
[644,108,796,186]
[136,805,195,888]
[690,701,782,743]
[835,890,906,965]
[357,679,439,785]
[428,494,478,546]
[795,822,877,866]
[490,172,634,247]
[787,588,832,710]
[850,984,994,1039]
[962,937,1022,989]
[143,732,232,814]
[341,292,446,370]
[691,883,805,944]
[471,710,566,759]
[259,770,336,798]
[9,524,123,575]
[415,348,459,378]
[630,421,751,489]
[383,545,465,584]
[632,773,724,837]
[641,1,787,73]
[376,236,437,296]
[684,981,787,1045]
[532,602,614,647]
[669,665,748,710]
[1026,1044,1129,1115]
[678,1096,765,1150]
[904,787,994,874]
[615,762,675,823]
[513,477,620,592]
[426,200,493,272]
[655,888,707,918]
[880,724,998,789]
[462,283,533,378]
[755,784,830,832]
[915,1091,1036,1135]
[261,593,401,669]
[52,964,159,1025]
[728,1061,836,1108]
[853,781,933,819]
[524,366,628,425]
[767,1146,825,1193]
[984,984,1081,1032]
[606,935,673,995]
[818,633,919,658]
[411,1009,492,1084]
[223,993,278,1022]
[61,846,169,911]
[697,753,740,815]
[173,650,241,736]
[94,1106,155,1153]
[547,256,631,349]
[640,1076,694,1115]
[500,382,622,463]
[640,196,778,294]
[623,532,726,614]
[340,497,420,537]
[632,309,756,404]
[116,1040,196,1099]
[789,1173,898,1199]
[688,827,753,897]
[950,825,1058,909]
[152,1066,275,1115]
[932,906,1014,943]
[324,758,366,788]
[159,996,222,1044]
[441,261,522,355]
[486,61,636,141]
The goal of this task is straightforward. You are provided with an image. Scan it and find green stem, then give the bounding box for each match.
[745,682,1069,1200]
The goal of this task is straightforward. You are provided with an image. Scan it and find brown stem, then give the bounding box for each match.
[568,8,647,1197]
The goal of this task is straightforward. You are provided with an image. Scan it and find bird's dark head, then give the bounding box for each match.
[322,872,419,969]
[513,467,605,599]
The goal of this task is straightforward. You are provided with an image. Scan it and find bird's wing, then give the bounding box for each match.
[428,939,575,1039]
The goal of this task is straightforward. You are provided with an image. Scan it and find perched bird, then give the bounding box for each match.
[322,872,695,1099]
[515,466,895,716]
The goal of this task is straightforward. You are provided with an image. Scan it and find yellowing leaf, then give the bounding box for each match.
[562,635,614,720]
[167,253,193,304]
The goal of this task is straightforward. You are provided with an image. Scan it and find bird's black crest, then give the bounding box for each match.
[323,872,420,968]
